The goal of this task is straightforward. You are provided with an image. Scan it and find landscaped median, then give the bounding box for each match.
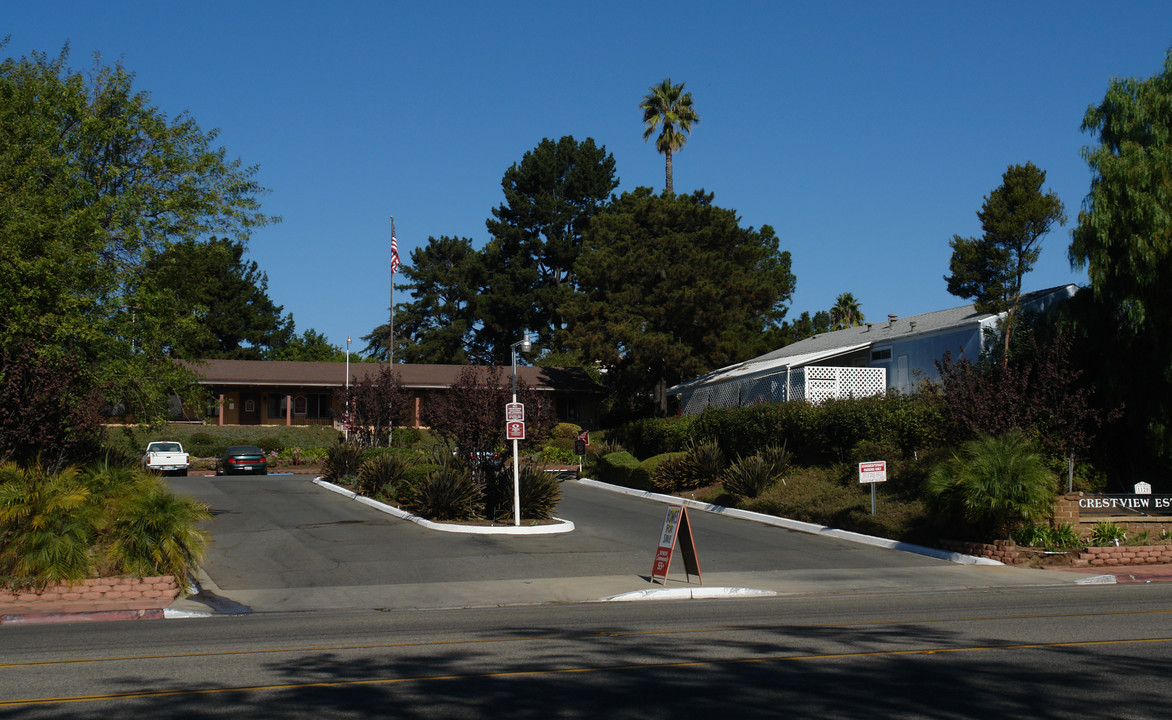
[0,576,180,623]
[312,477,575,535]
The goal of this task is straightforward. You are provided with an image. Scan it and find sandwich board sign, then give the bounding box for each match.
[650,505,702,585]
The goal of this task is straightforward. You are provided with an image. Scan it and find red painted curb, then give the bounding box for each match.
[1,608,165,625]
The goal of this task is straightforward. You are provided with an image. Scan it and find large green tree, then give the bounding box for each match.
[570,188,795,418]
[1070,47,1172,471]
[0,44,276,427]
[945,162,1065,363]
[137,238,292,359]
[480,136,619,361]
[640,79,699,195]
[366,235,486,363]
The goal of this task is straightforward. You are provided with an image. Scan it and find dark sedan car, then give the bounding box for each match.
[216,445,268,475]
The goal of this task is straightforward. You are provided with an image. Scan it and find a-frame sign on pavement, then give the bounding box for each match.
[650,505,702,585]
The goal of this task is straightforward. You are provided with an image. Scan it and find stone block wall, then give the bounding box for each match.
[940,539,1023,564]
[0,576,179,618]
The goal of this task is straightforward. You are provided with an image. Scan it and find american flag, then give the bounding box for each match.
[391,233,401,274]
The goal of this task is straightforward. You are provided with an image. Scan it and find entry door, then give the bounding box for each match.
[239,393,261,425]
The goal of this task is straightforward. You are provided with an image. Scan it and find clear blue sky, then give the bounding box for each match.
[8,2,1172,353]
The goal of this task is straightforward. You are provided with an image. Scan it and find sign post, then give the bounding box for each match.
[858,461,887,515]
[574,430,589,475]
[650,505,702,585]
[506,402,525,526]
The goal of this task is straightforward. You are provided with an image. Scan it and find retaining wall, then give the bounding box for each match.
[0,577,179,617]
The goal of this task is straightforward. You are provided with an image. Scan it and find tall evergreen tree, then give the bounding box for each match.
[945,162,1065,364]
[640,78,699,195]
[570,189,794,418]
[480,136,618,361]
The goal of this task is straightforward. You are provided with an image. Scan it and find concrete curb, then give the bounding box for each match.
[312,477,576,535]
[576,478,1002,566]
[602,587,778,602]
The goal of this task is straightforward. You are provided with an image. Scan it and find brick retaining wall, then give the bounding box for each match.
[0,576,179,617]
[1074,545,1172,567]
[940,539,1024,564]
[1055,492,1172,538]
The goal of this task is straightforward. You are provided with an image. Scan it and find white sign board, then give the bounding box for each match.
[1135,481,1153,495]
[858,461,887,484]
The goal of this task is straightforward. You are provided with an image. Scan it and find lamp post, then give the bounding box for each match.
[344,335,351,442]
[510,332,532,526]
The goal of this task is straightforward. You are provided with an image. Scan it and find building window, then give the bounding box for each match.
[306,394,333,419]
[870,347,892,362]
[267,395,287,418]
[556,397,578,422]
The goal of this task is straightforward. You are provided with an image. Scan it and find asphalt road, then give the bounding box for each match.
[159,473,1071,613]
[3,584,1172,718]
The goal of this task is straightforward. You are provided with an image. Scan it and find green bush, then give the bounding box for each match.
[540,445,578,466]
[681,438,727,487]
[926,431,1057,539]
[649,452,691,493]
[392,427,422,447]
[414,463,482,521]
[321,443,365,484]
[610,416,695,457]
[593,451,645,488]
[519,465,562,520]
[105,477,210,589]
[550,423,583,439]
[722,454,781,499]
[1090,520,1126,546]
[355,454,409,499]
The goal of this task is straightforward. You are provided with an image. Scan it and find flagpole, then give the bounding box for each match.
[389,215,396,448]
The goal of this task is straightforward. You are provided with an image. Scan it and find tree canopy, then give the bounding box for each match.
[945,162,1065,362]
[569,188,795,417]
[1069,47,1172,470]
[830,293,864,330]
[0,43,278,428]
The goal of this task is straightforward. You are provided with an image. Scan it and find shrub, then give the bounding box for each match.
[681,438,727,487]
[519,465,561,520]
[1090,521,1126,546]
[722,454,781,499]
[321,443,365,484]
[550,423,583,439]
[392,427,422,447]
[758,442,793,480]
[105,477,209,590]
[539,445,578,466]
[650,452,691,493]
[925,430,1057,539]
[355,454,408,499]
[0,464,98,589]
[414,462,482,521]
[593,451,642,487]
[610,416,695,457]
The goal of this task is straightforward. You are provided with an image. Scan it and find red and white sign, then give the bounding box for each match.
[650,506,702,584]
[858,461,887,484]
[506,402,524,422]
[506,420,525,440]
[577,430,590,445]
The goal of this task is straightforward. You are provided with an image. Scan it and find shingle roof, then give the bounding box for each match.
[180,360,601,393]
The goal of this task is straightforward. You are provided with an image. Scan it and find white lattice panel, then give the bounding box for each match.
[678,365,885,414]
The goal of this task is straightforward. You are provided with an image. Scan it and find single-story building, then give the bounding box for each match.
[668,285,1077,414]
[178,360,603,430]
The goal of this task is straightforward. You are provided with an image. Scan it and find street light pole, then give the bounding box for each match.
[510,332,532,526]
[344,335,351,442]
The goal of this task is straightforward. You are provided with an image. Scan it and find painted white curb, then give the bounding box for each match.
[312,477,575,535]
[1074,574,1118,585]
[602,587,778,602]
[576,478,1002,566]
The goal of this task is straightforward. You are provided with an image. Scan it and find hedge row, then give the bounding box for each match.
[610,394,943,465]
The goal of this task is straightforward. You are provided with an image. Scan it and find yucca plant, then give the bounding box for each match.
[1091,520,1126,546]
[722,454,781,499]
[321,442,365,484]
[683,438,727,487]
[414,462,482,521]
[757,442,793,481]
[926,430,1056,539]
[0,463,100,590]
[355,453,408,499]
[105,476,210,590]
[651,453,692,493]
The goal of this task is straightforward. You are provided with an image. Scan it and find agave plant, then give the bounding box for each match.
[519,465,561,521]
[680,438,727,489]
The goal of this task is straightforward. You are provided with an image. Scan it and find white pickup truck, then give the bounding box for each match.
[142,441,190,476]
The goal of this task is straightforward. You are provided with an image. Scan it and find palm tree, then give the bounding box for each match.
[640,78,699,195]
[830,292,864,330]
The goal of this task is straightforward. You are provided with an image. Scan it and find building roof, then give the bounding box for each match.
[182,359,601,393]
[668,284,1077,395]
